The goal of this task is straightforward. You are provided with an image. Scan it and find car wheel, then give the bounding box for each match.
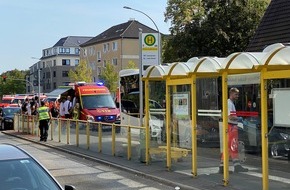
[238,141,246,163]
[1,122,5,130]
[161,127,166,142]
[269,143,279,158]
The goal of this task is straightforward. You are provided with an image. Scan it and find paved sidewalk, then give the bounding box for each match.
[1,131,265,190]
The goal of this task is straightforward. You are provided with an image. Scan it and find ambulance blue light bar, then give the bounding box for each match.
[96,81,104,86]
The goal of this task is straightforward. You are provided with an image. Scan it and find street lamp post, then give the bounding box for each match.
[124,6,162,162]
[123,6,161,65]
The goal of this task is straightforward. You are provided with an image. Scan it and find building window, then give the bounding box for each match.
[103,44,107,53]
[62,71,69,77]
[53,82,57,89]
[62,82,70,86]
[107,43,110,52]
[112,42,118,51]
[103,43,110,53]
[59,48,70,54]
[97,51,101,62]
[59,48,64,53]
[103,60,107,67]
[62,59,70,66]
[75,48,80,55]
[89,47,95,56]
[53,71,56,77]
[112,58,117,66]
[97,67,102,75]
[75,59,79,66]
[53,60,56,66]
[53,48,57,54]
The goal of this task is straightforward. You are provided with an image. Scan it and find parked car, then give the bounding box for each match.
[0,143,75,190]
[268,127,290,159]
[238,116,290,159]
[0,107,21,130]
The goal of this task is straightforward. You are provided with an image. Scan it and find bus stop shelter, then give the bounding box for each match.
[143,43,290,190]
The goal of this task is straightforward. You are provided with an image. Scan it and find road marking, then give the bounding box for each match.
[176,166,257,176]
[246,172,290,184]
[176,167,290,184]
[118,178,146,188]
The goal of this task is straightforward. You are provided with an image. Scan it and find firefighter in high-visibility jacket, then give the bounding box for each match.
[37,101,52,142]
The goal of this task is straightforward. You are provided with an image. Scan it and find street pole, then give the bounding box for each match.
[123,6,161,65]
[38,68,41,105]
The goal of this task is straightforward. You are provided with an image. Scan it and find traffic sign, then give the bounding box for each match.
[141,33,159,66]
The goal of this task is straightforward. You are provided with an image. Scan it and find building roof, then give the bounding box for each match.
[81,19,159,47]
[247,0,290,52]
[53,36,93,47]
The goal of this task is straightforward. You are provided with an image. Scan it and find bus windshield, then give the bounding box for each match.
[81,94,116,109]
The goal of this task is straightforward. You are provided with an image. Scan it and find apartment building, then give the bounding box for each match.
[26,36,92,93]
[80,19,159,81]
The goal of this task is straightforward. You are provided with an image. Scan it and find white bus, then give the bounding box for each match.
[118,69,165,141]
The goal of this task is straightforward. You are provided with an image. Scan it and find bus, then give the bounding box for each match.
[118,69,165,141]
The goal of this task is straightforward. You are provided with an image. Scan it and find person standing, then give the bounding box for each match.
[219,87,248,173]
[21,98,30,115]
[59,98,66,118]
[50,101,59,118]
[64,96,72,119]
[37,101,52,142]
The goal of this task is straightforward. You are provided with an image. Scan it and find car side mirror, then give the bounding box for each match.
[65,185,76,190]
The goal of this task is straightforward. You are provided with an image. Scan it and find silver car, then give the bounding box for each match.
[0,143,75,190]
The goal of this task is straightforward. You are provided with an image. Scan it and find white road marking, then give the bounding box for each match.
[176,166,290,184]
[246,172,290,185]
[118,178,146,188]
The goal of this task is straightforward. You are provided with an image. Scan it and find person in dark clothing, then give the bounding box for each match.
[30,98,37,115]
[50,101,59,118]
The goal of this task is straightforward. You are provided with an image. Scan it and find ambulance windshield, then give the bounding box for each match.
[82,94,116,109]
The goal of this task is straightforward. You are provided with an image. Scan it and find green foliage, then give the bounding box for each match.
[99,62,118,93]
[0,69,28,96]
[163,0,270,62]
[126,61,138,69]
[68,60,92,82]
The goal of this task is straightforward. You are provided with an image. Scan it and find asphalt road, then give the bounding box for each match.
[0,132,175,190]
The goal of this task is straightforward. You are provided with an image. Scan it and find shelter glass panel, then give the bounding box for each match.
[267,79,290,190]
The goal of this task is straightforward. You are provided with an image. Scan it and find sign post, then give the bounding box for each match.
[141,33,160,72]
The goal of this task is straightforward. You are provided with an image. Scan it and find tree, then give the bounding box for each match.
[0,69,28,96]
[126,60,138,69]
[68,60,92,83]
[99,62,118,93]
[163,0,270,62]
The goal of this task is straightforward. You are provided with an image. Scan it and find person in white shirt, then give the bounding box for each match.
[63,96,72,118]
[59,98,66,118]
[219,87,248,174]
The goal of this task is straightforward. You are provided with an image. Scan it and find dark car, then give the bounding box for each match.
[268,127,290,159]
[239,116,290,159]
[0,143,76,190]
[0,107,21,130]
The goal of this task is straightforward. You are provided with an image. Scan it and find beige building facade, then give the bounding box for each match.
[80,19,158,81]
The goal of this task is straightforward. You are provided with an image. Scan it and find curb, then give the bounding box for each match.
[3,131,200,190]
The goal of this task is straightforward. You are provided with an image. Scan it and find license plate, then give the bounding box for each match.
[102,125,111,129]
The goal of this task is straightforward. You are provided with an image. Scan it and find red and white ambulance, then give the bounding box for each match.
[64,82,120,128]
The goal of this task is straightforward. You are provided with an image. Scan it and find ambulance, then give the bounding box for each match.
[0,95,15,107]
[64,82,120,129]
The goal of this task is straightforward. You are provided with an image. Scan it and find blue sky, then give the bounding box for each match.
[0,0,171,74]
